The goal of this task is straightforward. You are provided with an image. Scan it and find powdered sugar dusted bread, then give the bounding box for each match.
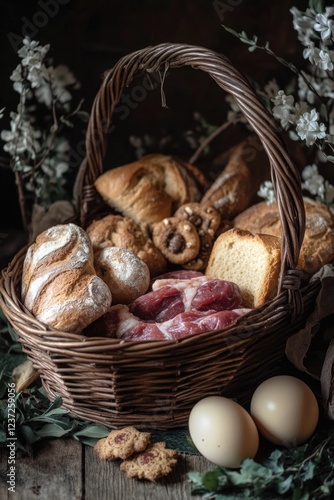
[233,198,334,274]
[94,154,207,225]
[94,247,150,304]
[205,228,281,308]
[21,223,112,333]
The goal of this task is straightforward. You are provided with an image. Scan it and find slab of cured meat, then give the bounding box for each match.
[84,271,250,341]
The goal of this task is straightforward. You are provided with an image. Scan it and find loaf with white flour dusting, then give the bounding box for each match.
[21,223,112,333]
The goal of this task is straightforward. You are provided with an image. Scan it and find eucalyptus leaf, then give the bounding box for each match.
[73,424,109,439]
[36,423,75,438]
[28,407,70,422]
[277,474,294,494]
[19,424,40,444]
[188,427,334,499]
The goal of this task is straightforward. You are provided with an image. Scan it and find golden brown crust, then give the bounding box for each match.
[86,214,167,277]
[120,442,178,481]
[152,217,201,265]
[233,198,334,274]
[201,136,269,219]
[94,427,151,461]
[94,154,207,225]
[21,223,112,333]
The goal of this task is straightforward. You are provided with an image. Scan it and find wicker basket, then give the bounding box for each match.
[0,44,321,429]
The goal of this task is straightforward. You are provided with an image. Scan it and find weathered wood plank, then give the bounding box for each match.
[85,446,213,500]
[0,439,83,500]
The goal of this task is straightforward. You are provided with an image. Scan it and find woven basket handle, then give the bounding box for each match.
[78,43,305,304]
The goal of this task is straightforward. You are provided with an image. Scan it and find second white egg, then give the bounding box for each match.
[188,396,259,468]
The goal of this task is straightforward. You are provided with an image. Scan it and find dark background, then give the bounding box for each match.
[0,0,314,233]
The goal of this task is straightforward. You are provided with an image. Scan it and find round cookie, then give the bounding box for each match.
[95,247,150,304]
[183,232,214,271]
[152,217,200,265]
[175,202,221,237]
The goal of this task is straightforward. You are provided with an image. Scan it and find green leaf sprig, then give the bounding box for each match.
[0,380,110,452]
[0,314,110,452]
[188,426,334,499]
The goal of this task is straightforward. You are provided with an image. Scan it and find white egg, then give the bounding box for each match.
[250,375,319,446]
[188,396,259,468]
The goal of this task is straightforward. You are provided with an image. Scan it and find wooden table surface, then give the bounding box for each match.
[0,438,213,499]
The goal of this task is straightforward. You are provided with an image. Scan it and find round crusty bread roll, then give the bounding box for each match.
[233,198,334,275]
[21,223,112,333]
[94,154,207,225]
[94,247,150,304]
[86,214,167,276]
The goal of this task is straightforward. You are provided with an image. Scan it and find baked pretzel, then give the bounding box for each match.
[152,217,200,265]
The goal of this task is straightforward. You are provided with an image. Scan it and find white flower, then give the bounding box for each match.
[257,181,275,204]
[324,180,334,204]
[303,42,318,63]
[264,79,280,98]
[302,173,324,196]
[318,49,334,71]
[314,10,334,41]
[54,161,69,178]
[272,105,294,128]
[302,164,318,180]
[1,110,41,159]
[296,109,327,146]
[290,6,316,46]
[52,65,78,87]
[293,101,309,121]
[271,90,294,108]
[271,91,298,128]
[18,37,50,63]
[301,164,334,205]
[34,82,52,106]
[298,73,334,104]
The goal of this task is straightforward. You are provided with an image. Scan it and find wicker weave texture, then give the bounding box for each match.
[0,44,321,429]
